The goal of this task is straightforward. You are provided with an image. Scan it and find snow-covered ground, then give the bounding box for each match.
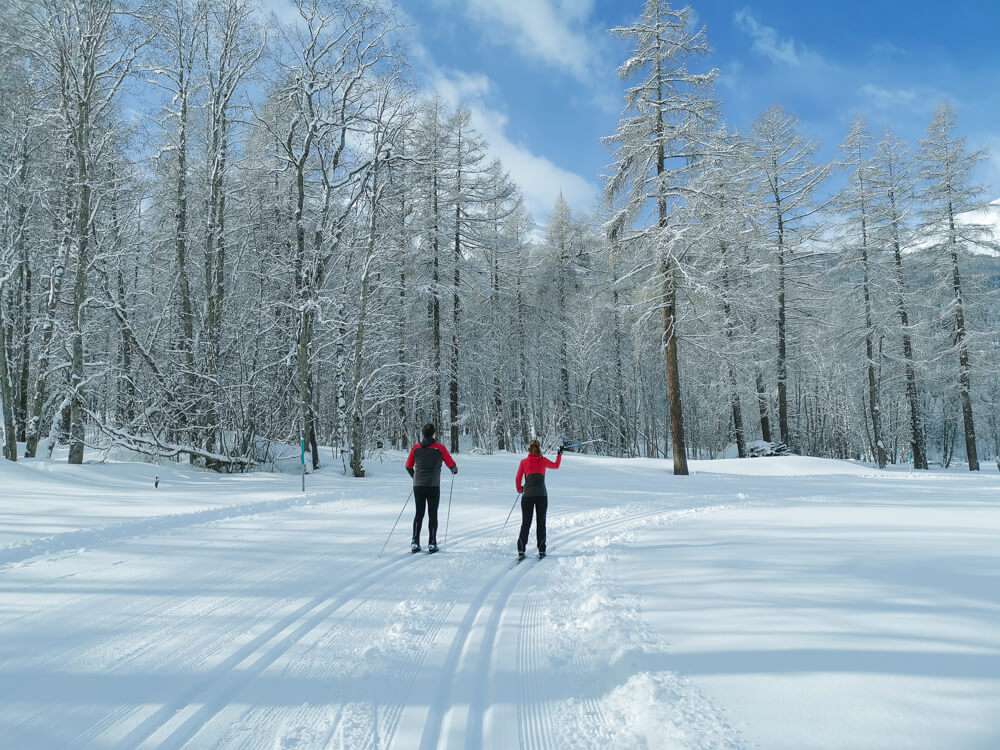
[2,450,998,749]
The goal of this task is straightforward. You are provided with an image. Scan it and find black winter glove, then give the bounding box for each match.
[558,445,564,455]
[406,467,414,478]
[450,464,458,475]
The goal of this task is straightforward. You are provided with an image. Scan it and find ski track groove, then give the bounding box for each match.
[4,542,344,746]
[8,496,735,748]
[0,490,361,571]
[417,561,530,749]
[108,518,498,750]
[376,600,456,750]
[416,507,670,750]
[517,590,541,750]
[111,551,419,750]
[463,561,525,750]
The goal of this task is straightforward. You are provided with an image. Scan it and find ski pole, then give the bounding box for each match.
[496,492,521,544]
[443,473,455,546]
[562,439,602,449]
[379,489,413,557]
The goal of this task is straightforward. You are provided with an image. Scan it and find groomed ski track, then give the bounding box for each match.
[0,467,744,749]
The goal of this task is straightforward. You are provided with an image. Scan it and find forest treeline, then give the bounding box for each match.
[0,0,997,476]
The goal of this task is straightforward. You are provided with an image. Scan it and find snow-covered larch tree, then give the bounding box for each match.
[603,0,718,475]
[917,100,996,471]
[14,0,147,464]
[874,127,928,469]
[750,104,830,453]
[835,114,888,467]
[264,0,396,473]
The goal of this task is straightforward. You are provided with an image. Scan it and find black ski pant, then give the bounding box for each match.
[412,486,441,545]
[517,494,547,554]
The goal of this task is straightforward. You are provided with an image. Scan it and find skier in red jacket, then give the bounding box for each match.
[405,423,457,553]
[514,439,562,560]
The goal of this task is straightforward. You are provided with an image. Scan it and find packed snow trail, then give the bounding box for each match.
[3,452,999,748]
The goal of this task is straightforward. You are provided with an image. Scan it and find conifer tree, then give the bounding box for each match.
[604,0,717,475]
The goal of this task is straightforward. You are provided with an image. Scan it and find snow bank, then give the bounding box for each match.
[690,454,880,477]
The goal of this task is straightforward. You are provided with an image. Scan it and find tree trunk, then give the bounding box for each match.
[15,139,31,443]
[350,162,380,478]
[67,152,91,465]
[612,281,628,457]
[0,314,17,461]
[558,234,570,438]
[943,199,979,470]
[662,256,688,474]
[655,53,687,475]
[776,212,790,449]
[25,153,74,458]
[68,62,97,466]
[432,163,442,428]
[889,197,927,469]
[450,134,461,455]
[721,241,746,457]
[859,211,886,467]
[174,61,197,455]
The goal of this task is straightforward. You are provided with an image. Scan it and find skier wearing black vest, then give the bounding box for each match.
[404,423,457,553]
[514,439,562,560]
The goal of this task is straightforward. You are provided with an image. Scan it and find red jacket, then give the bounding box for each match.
[405,440,456,487]
[516,453,561,495]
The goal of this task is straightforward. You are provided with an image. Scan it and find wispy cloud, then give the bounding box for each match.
[872,39,908,57]
[860,84,918,110]
[858,83,940,118]
[463,0,600,81]
[427,65,598,220]
[733,8,802,66]
[982,136,1000,200]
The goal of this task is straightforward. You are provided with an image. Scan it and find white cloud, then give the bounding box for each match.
[982,136,1000,200]
[872,39,908,57]
[429,0,602,84]
[255,0,305,26]
[733,8,801,66]
[858,84,941,118]
[428,66,598,221]
[860,84,918,110]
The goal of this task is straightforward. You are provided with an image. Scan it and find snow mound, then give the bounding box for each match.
[691,455,879,477]
[600,671,743,748]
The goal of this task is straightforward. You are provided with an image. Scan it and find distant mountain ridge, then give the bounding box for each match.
[906,198,1000,257]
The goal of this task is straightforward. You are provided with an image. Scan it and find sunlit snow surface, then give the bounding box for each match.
[1,451,998,749]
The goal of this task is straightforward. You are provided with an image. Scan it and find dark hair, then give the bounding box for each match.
[528,439,541,456]
[422,423,436,440]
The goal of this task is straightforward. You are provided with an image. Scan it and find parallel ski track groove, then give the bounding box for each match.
[113,553,414,749]
[517,591,542,750]
[416,507,670,750]
[8,540,346,746]
[112,517,499,750]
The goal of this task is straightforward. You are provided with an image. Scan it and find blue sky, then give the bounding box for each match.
[390,0,1000,224]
